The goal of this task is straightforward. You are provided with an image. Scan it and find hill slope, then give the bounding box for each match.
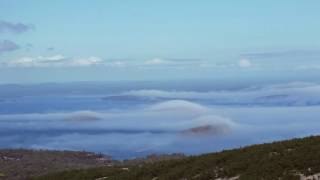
[32,136,320,180]
[0,149,112,180]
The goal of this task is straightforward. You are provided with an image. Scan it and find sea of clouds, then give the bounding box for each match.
[0,81,320,159]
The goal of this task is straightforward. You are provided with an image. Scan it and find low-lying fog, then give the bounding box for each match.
[1,81,320,159]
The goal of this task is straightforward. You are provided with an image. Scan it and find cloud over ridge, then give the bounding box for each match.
[148,100,209,113]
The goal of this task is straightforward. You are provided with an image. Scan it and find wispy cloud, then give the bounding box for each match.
[47,47,55,51]
[3,56,203,69]
[68,56,103,66]
[0,40,19,53]
[242,49,320,59]
[120,82,320,106]
[4,55,105,67]
[7,55,66,67]
[0,55,263,70]
[144,58,203,66]
[0,21,34,34]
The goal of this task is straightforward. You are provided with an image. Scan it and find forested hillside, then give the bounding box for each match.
[32,136,320,180]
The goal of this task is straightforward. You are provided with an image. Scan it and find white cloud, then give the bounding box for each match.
[8,55,66,67]
[238,58,252,68]
[148,100,209,114]
[69,56,103,66]
[37,55,65,62]
[11,57,36,66]
[5,55,105,67]
[3,56,256,70]
[145,58,171,65]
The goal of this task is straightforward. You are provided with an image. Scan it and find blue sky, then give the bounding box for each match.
[0,0,320,83]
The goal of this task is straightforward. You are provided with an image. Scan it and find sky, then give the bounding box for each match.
[0,0,320,83]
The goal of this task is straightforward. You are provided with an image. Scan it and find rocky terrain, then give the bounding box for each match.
[0,149,185,180]
[0,149,112,180]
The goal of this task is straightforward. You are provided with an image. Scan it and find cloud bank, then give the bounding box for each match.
[0,100,235,158]
[1,82,320,158]
[1,98,319,159]
[119,82,320,106]
[0,100,234,133]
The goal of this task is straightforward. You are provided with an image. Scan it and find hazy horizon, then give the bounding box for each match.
[1,1,320,83]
